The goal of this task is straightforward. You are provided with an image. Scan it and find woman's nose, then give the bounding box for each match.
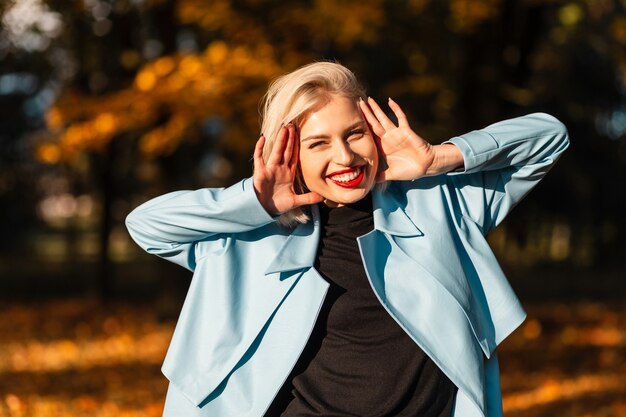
[332,140,354,166]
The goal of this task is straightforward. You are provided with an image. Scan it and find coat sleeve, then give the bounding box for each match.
[125,177,276,270]
[444,112,569,233]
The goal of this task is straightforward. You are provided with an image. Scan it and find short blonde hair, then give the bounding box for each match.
[259,61,367,227]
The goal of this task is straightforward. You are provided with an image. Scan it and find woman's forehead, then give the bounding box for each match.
[299,95,363,133]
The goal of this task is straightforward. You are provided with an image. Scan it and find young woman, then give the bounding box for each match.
[126,62,569,417]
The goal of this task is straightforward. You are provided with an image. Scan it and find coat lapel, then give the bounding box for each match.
[371,186,424,237]
[365,186,488,414]
[372,185,497,357]
[264,205,321,275]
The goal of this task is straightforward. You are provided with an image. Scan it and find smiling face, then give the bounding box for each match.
[298,94,379,207]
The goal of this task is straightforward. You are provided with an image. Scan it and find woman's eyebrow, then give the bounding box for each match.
[301,133,330,142]
[300,121,366,142]
[343,121,366,133]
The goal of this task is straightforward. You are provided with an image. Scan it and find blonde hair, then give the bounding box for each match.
[259,61,367,227]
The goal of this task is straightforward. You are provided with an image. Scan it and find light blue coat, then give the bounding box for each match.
[126,113,569,417]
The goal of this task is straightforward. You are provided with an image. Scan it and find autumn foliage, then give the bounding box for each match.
[37,0,390,162]
[41,41,282,161]
[37,0,626,165]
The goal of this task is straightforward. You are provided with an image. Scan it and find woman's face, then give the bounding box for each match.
[298,94,378,207]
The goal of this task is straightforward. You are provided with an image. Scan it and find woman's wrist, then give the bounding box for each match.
[425,143,464,175]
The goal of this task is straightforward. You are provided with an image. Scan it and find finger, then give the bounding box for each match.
[359,98,386,137]
[254,135,266,169]
[367,97,396,131]
[268,126,287,165]
[387,98,409,128]
[288,125,301,169]
[293,192,324,207]
[283,124,295,166]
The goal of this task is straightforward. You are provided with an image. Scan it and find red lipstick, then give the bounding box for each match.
[326,166,365,188]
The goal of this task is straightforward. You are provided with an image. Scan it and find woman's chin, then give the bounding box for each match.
[323,188,371,207]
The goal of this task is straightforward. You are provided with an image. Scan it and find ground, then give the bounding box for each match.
[0,298,624,417]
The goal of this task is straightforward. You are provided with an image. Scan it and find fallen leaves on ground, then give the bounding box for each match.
[500,301,626,417]
[0,298,624,417]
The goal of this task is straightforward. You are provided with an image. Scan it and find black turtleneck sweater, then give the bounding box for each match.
[265,194,457,417]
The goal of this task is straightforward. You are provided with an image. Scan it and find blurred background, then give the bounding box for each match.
[0,0,625,416]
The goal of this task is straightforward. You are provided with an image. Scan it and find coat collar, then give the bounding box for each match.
[371,185,424,237]
[264,205,321,274]
[265,185,422,275]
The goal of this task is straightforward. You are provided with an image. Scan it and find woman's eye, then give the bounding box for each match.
[308,141,325,149]
[348,129,365,139]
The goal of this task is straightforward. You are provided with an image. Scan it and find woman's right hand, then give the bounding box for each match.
[253,124,323,216]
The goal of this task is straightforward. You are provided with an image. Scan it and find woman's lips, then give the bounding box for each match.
[327,166,365,188]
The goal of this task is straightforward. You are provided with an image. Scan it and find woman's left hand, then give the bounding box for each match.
[360,97,463,181]
[359,97,435,182]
